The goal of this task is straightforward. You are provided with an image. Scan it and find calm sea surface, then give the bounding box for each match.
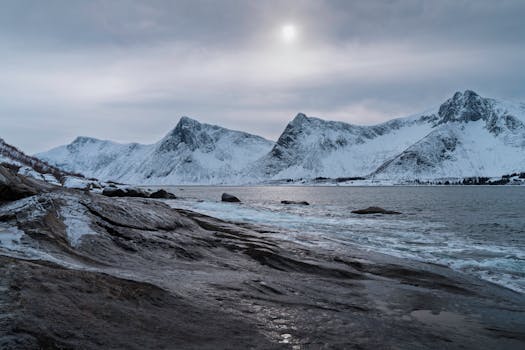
[157,186,525,293]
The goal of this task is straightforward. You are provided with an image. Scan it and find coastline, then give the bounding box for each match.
[155,185,525,294]
[1,167,525,349]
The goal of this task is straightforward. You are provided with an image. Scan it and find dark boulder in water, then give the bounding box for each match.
[124,188,150,198]
[102,187,177,199]
[150,189,177,199]
[281,200,310,205]
[102,187,128,197]
[221,193,241,202]
[351,206,401,215]
[102,187,149,198]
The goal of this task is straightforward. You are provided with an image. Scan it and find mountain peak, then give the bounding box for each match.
[452,90,480,100]
[437,90,492,124]
[72,136,99,145]
[177,116,201,128]
[291,113,309,125]
[159,116,226,153]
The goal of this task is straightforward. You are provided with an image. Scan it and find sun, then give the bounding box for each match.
[281,24,297,43]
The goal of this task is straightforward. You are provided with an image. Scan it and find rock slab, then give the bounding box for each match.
[351,206,401,215]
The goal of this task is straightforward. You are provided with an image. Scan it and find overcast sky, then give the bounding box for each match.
[1,0,524,153]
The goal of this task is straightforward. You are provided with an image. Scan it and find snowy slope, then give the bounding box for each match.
[372,91,525,179]
[38,117,274,185]
[37,136,153,182]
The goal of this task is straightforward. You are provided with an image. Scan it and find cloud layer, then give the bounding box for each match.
[1,0,524,152]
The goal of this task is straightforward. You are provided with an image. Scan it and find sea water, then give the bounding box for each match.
[159,186,525,293]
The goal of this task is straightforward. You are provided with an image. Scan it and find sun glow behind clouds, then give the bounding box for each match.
[281,24,297,43]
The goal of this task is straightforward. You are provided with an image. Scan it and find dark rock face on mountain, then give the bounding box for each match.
[1,168,525,349]
[157,116,215,153]
[437,90,495,124]
[372,126,460,177]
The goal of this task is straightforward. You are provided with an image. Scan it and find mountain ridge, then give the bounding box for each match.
[37,116,274,184]
[36,90,525,184]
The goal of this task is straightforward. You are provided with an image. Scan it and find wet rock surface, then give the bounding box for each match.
[0,167,524,349]
[352,206,402,215]
[0,256,274,350]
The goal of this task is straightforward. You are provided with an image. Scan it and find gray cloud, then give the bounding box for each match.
[0,0,524,153]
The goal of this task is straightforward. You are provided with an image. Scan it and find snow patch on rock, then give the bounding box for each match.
[60,198,97,247]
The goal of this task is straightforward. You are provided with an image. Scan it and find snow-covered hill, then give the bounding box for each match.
[37,91,525,184]
[0,138,83,185]
[37,117,274,184]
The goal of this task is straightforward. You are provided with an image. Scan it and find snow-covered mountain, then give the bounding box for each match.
[372,90,525,179]
[37,91,525,184]
[251,90,525,181]
[248,112,435,180]
[37,117,274,184]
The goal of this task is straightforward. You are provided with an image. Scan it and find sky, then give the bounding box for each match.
[1,0,525,153]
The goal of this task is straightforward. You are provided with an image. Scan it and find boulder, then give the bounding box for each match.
[102,187,149,198]
[102,187,177,199]
[102,187,128,197]
[125,188,150,198]
[351,206,401,215]
[150,189,177,199]
[0,165,45,201]
[281,200,310,205]
[221,193,241,203]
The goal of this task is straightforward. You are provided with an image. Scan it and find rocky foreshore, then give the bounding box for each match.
[1,165,524,349]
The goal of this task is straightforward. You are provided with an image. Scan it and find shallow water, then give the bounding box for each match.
[157,185,525,293]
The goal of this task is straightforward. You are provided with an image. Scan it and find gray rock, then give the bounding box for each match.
[102,187,128,197]
[149,189,177,199]
[124,188,150,198]
[0,165,49,202]
[221,193,241,202]
[351,206,401,215]
[281,200,309,205]
[102,187,149,198]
